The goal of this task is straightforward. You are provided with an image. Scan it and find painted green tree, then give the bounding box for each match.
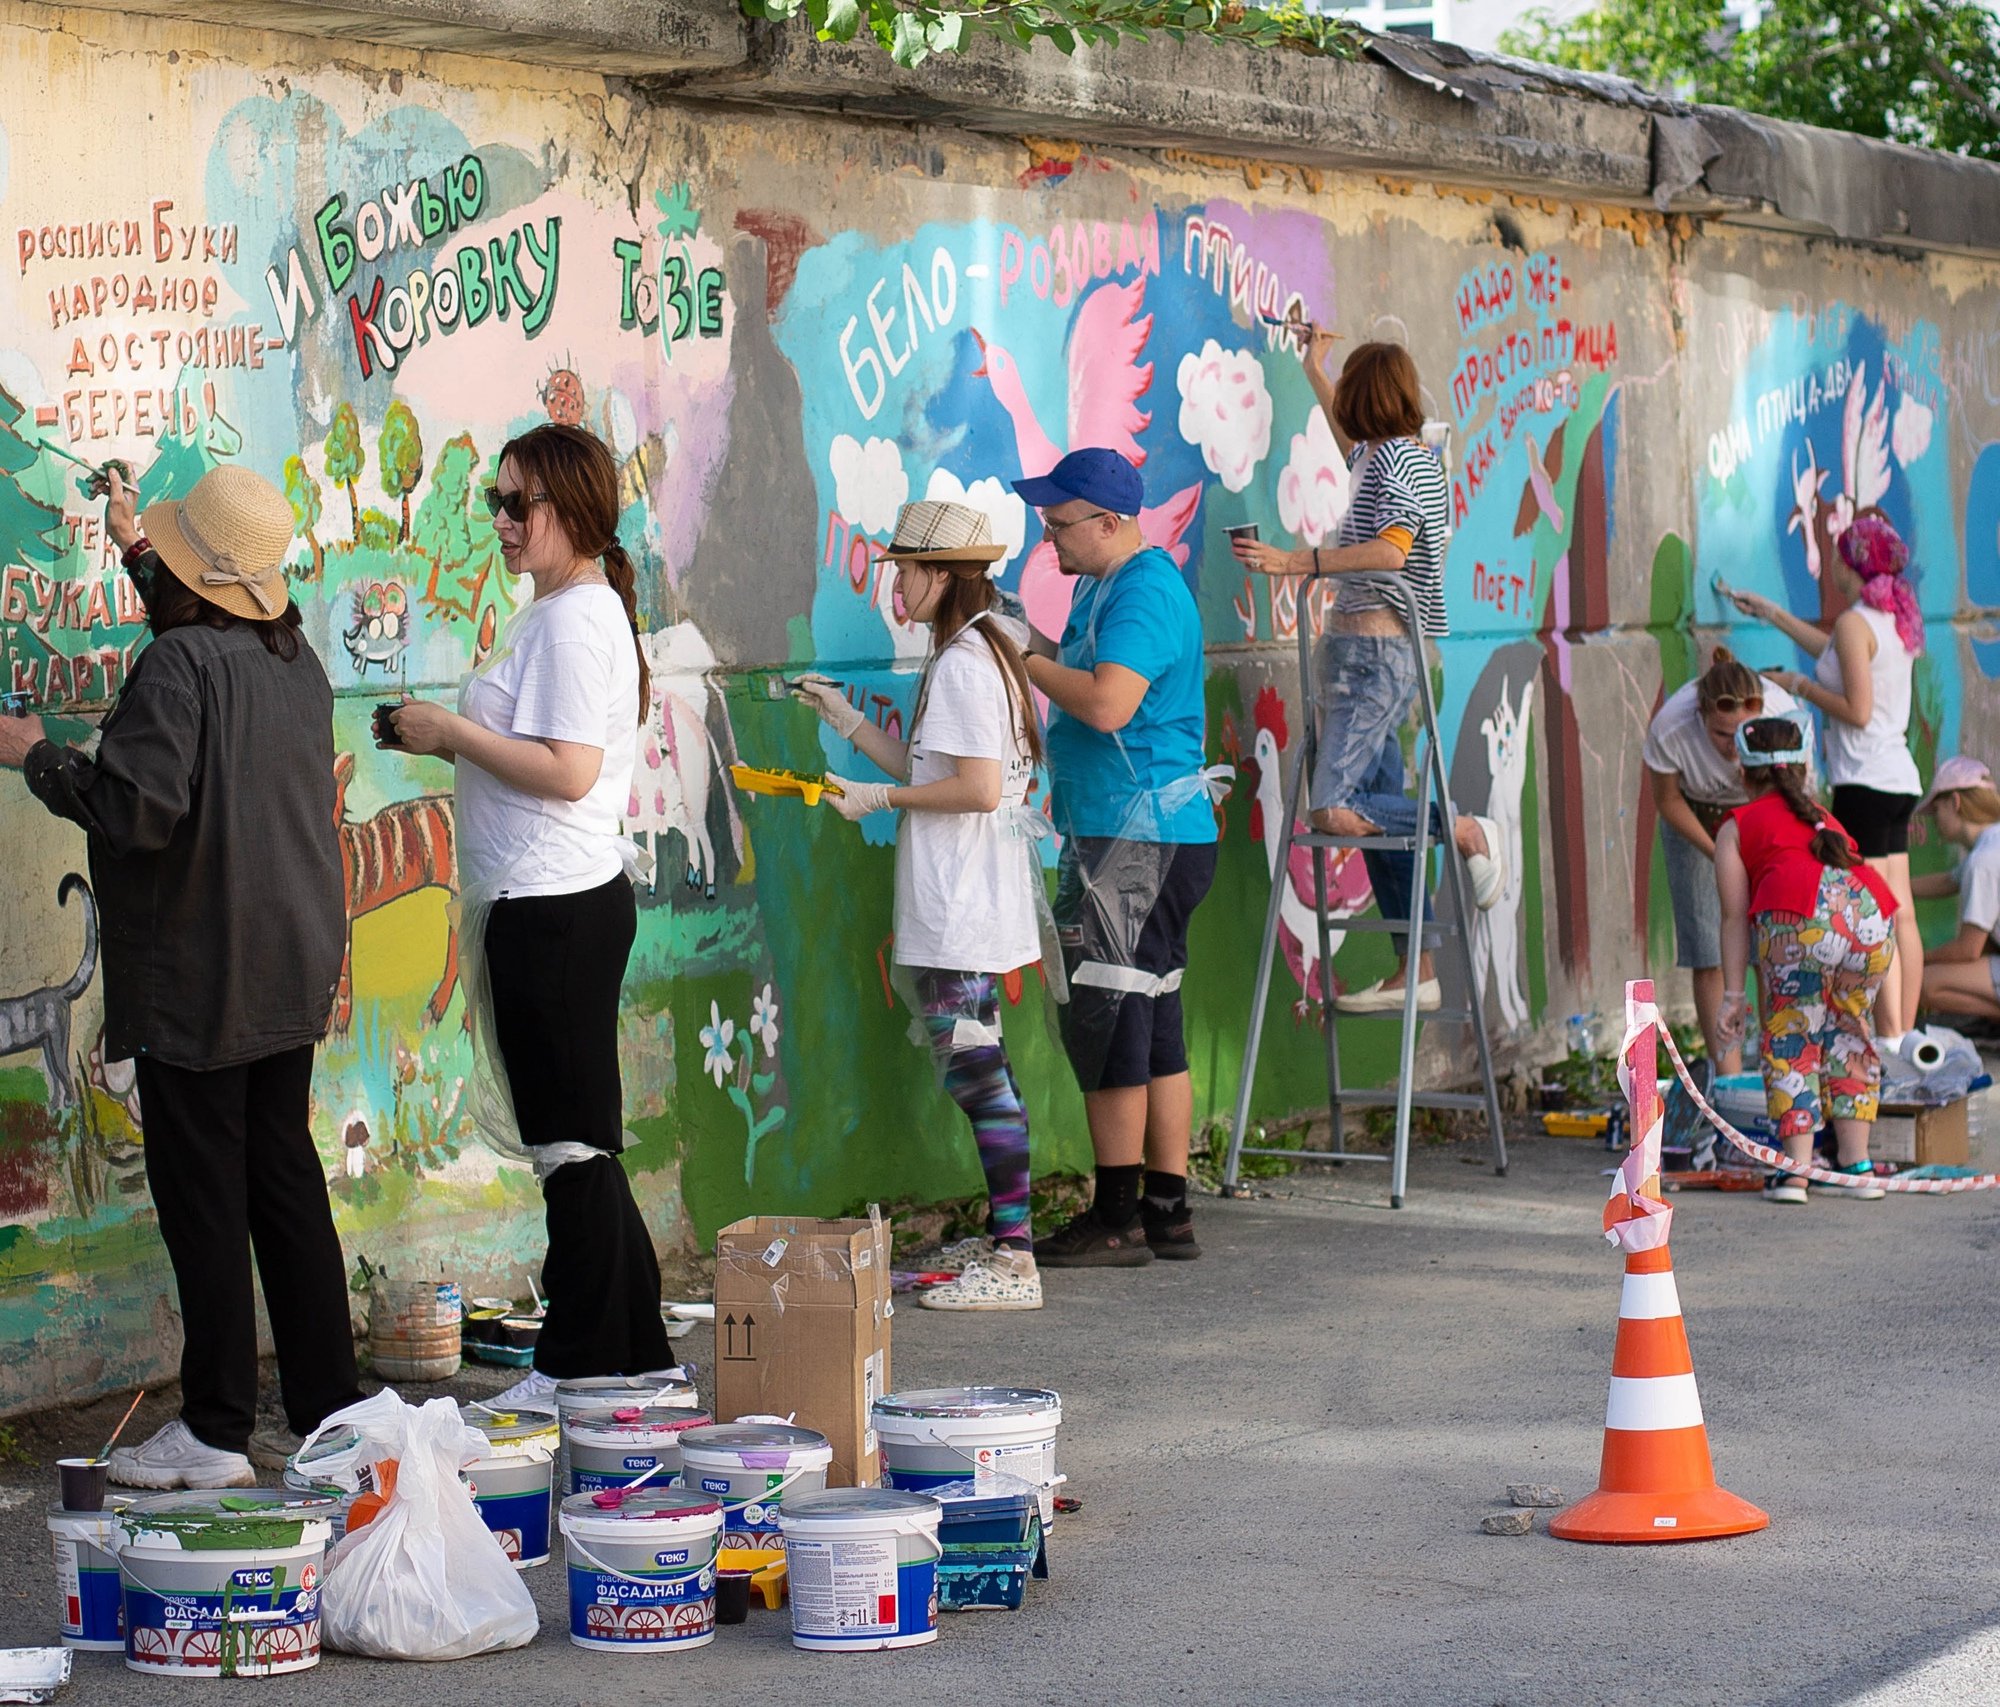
[411,431,508,620]
[325,403,365,539]
[284,455,324,579]
[379,400,423,543]
[0,387,65,582]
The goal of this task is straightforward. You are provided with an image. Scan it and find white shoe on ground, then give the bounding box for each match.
[107,1419,256,1490]
[488,1369,560,1408]
[1337,977,1442,1014]
[247,1424,304,1471]
[932,1235,994,1276]
[1462,815,1508,910]
[919,1248,1043,1312]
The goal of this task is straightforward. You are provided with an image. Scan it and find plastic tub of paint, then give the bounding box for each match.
[872,1386,1063,1526]
[553,1373,699,1487]
[564,1407,713,1498]
[367,1279,462,1382]
[282,1429,373,1542]
[48,1499,131,1650]
[675,1423,833,1551]
[777,1487,942,1651]
[557,1487,721,1653]
[464,1402,559,1567]
[116,1490,336,1677]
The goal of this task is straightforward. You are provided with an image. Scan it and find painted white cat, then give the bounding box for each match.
[1470,676,1533,1035]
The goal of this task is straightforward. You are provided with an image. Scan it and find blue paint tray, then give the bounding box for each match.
[927,1475,1047,1611]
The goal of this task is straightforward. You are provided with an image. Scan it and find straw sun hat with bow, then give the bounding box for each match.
[142,465,298,621]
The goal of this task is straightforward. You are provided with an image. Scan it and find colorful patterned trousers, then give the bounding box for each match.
[911,969,1033,1246]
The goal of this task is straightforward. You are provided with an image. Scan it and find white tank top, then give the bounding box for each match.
[1816,602,1919,795]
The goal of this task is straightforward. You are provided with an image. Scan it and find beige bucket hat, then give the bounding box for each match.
[142,465,297,621]
[871,500,1007,564]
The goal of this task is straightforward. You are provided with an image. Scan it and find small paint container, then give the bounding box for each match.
[464,1403,559,1568]
[558,1488,721,1653]
[778,1487,942,1651]
[675,1423,832,1551]
[282,1428,372,1542]
[48,1499,130,1650]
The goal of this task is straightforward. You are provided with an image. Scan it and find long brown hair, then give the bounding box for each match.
[912,564,1045,768]
[1695,645,1761,713]
[1740,716,1855,870]
[499,423,648,719]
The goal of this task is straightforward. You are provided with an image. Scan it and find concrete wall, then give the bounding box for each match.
[0,0,1995,1413]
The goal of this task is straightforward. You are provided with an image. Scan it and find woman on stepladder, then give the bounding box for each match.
[792,499,1048,1312]
[1725,510,1925,1067]
[1714,717,1896,1205]
[1230,336,1505,1013]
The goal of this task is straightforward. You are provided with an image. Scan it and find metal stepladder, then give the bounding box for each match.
[1220,574,1506,1208]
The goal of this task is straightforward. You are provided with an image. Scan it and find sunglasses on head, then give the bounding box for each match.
[1708,693,1764,714]
[481,487,550,525]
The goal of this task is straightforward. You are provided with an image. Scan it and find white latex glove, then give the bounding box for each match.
[826,775,894,821]
[1716,989,1750,1049]
[790,673,864,739]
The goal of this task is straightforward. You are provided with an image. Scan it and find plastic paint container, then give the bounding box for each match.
[367,1278,462,1382]
[675,1423,833,1551]
[48,1500,130,1650]
[116,1490,335,1677]
[564,1407,713,1499]
[872,1386,1064,1527]
[465,1403,559,1567]
[282,1428,373,1542]
[557,1488,722,1653]
[778,1488,942,1652]
[553,1373,699,1488]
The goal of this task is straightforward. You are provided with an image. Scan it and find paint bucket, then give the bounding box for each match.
[282,1429,372,1542]
[557,1488,721,1653]
[48,1499,130,1650]
[563,1405,711,1498]
[553,1373,699,1488]
[675,1423,833,1551]
[464,1403,559,1568]
[367,1278,462,1382]
[872,1386,1064,1527]
[777,1488,942,1652]
[116,1490,335,1677]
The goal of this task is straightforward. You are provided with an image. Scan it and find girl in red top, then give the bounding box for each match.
[1714,717,1897,1203]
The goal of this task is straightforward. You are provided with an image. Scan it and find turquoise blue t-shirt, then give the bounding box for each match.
[1046,547,1215,844]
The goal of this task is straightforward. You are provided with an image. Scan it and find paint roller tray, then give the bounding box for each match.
[728,764,843,807]
[929,1477,1048,1611]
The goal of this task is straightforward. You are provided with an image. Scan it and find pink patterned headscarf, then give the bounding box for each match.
[1840,511,1922,657]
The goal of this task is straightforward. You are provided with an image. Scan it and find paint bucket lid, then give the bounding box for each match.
[678,1423,831,1458]
[553,1372,697,1410]
[565,1406,712,1443]
[778,1486,941,1537]
[873,1386,1061,1422]
[558,1486,721,1525]
[119,1488,335,1550]
[464,1402,559,1448]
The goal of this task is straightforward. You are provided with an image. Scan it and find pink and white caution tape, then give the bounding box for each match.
[1603,990,1672,1253]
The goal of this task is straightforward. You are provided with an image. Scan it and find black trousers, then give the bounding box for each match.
[486,875,671,1380]
[134,1043,364,1454]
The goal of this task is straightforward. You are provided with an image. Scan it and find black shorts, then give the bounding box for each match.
[1829,785,1917,858]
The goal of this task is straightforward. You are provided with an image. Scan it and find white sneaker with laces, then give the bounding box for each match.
[107,1419,256,1490]
[488,1369,560,1409]
[919,1249,1043,1312]
[247,1424,304,1471]
[933,1235,994,1276]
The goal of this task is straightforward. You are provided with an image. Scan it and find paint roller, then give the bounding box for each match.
[1903,1029,1947,1073]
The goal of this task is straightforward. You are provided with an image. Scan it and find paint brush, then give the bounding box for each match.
[97,1390,145,1463]
[28,435,97,474]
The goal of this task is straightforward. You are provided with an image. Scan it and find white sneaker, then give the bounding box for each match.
[1462,815,1508,910]
[247,1424,303,1471]
[1337,977,1442,1014]
[919,1249,1043,1312]
[488,1369,559,1408]
[933,1235,994,1276]
[107,1419,256,1490]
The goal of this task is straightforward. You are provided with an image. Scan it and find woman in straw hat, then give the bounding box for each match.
[792,499,1049,1310]
[0,463,361,1487]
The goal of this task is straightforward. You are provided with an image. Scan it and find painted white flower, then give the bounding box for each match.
[828,434,908,536]
[924,468,1029,576]
[1176,340,1273,493]
[700,1001,737,1088]
[1277,409,1352,546]
[750,984,781,1059]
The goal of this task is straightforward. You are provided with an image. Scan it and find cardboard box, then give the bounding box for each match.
[713,1214,892,1488]
[1872,1098,1970,1168]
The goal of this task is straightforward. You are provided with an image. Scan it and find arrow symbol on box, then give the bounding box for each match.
[741,1314,755,1358]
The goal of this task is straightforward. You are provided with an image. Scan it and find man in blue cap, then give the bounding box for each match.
[1014,448,1218,1266]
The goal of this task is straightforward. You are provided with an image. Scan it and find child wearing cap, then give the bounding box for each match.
[1913,756,2000,1021]
[1714,716,1897,1203]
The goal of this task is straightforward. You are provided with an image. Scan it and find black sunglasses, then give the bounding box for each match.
[482,487,550,525]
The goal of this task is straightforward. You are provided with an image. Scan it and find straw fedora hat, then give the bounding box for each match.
[870,500,1007,564]
[141,465,297,621]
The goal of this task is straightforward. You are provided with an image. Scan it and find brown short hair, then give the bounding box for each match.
[1333,342,1425,442]
[1695,646,1762,713]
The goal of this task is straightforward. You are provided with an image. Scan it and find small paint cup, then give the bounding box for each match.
[1225,524,1260,545]
[714,1569,752,1625]
[0,691,32,718]
[58,1458,108,1512]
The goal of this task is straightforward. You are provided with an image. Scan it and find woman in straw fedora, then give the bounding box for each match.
[0,463,361,1487]
[792,499,1050,1310]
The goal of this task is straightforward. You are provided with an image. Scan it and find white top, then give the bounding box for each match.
[1958,823,2000,946]
[1642,678,1806,805]
[1815,603,1920,795]
[455,583,640,897]
[893,618,1041,974]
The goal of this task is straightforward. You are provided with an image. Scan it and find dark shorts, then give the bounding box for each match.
[1830,785,1917,858]
[1055,839,1217,1093]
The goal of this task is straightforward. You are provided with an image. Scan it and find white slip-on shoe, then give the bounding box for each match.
[1462,815,1508,910]
[919,1249,1043,1312]
[488,1369,560,1409]
[107,1419,257,1490]
[1336,977,1442,1014]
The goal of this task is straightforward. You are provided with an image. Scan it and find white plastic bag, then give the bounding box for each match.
[299,1390,537,1661]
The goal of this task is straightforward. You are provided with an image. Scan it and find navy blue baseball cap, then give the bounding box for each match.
[1012,447,1145,516]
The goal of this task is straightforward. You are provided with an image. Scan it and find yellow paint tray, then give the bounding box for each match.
[729,763,844,807]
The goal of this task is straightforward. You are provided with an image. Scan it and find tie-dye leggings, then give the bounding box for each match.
[1754,868,1896,1138]
[912,969,1033,1246]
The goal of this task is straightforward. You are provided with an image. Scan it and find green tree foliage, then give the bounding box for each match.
[411,431,507,621]
[1504,0,2000,160]
[0,388,65,576]
[378,400,424,543]
[325,402,365,539]
[284,455,324,580]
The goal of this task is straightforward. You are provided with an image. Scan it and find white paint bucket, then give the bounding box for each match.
[563,1407,712,1499]
[48,1501,128,1650]
[282,1428,370,1542]
[675,1423,833,1551]
[465,1403,559,1568]
[116,1491,335,1677]
[553,1373,699,1488]
[778,1488,942,1652]
[872,1386,1064,1527]
[557,1488,721,1652]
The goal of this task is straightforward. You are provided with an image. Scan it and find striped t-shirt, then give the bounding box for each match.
[1332,437,1450,638]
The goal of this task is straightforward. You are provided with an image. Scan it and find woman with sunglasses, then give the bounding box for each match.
[382,423,671,1405]
[1642,648,1807,1074]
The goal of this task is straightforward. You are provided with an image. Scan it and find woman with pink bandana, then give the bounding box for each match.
[1726,509,1924,1058]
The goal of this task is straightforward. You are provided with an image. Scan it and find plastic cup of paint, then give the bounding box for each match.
[58,1459,109,1512]
[714,1569,752,1625]
[1,691,32,718]
[1225,524,1260,544]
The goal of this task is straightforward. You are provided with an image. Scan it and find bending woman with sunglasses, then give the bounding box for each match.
[1642,649,1807,1074]
[383,424,671,1405]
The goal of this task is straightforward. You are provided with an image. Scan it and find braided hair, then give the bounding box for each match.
[1739,716,1855,870]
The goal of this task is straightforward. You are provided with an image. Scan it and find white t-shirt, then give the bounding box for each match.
[1958,823,2000,944]
[892,619,1042,974]
[1642,678,1807,804]
[455,583,639,897]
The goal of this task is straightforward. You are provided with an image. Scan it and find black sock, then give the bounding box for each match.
[1094,1164,1144,1229]
[1143,1171,1188,1213]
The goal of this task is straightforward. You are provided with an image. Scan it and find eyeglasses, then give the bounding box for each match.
[1041,509,1112,538]
[482,487,551,525]
[1707,694,1764,714]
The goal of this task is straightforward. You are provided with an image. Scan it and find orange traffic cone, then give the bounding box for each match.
[1549,1240,1768,1543]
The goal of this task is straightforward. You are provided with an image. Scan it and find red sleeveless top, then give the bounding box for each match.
[1729,791,1896,920]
